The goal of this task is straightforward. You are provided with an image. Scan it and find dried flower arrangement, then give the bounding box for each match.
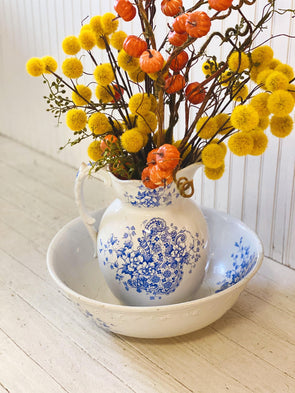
[26,0,295,197]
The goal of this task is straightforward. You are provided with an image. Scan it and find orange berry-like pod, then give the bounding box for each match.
[149,165,174,187]
[141,166,158,189]
[156,144,180,171]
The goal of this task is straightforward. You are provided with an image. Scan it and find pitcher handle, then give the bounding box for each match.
[74,162,111,257]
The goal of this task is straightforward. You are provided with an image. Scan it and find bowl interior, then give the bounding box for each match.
[47,207,263,306]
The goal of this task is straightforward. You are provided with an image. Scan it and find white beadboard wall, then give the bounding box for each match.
[0,0,294,268]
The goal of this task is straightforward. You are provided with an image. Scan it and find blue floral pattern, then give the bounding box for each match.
[123,183,180,208]
[215,237,257,292]
[98,217,206,300]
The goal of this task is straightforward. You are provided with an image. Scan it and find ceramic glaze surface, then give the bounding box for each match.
[75,163,209,306]
[47,207,264,339]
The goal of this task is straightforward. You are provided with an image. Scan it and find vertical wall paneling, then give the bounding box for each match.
[0,0,294,267]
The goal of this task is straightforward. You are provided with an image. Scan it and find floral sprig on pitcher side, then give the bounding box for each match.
[26,0,295,195]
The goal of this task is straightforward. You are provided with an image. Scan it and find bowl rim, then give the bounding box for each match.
[46,207,264,313]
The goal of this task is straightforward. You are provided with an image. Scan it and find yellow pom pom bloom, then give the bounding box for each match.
[267,90,294,116]
[110,31,128,50]
[136,128,149,146]
[118,49,139,72]
[288,84,295,101]
[26,57,45,77]
[230,105,259,132]
[251,45,273,67]
[265,71,289,92]
[268,58,281,70]
[66,109,87,131]
[258,116,270,131]
[95,84,114,103]
[228,51,250,73]
[93,63,114,86]
[90,15,104,34]
[250,92,270,117]
[202,59,218,76]
[87,140,103,161]
[228,132,254,156]
[210,138,227,156]
[88,112,112,135]
[270,115,294,137]
[128,67,146,83]
[121,129,144,153]
[232,83,248,102]
[41,56,57,73]
[214,113,232,135]
[62,58,83,79]
[248,129,268,156]
[79,29,96,50]
[249,64,268,83]
[196,116,218,139]
[137,111,158,133]
[275,64,294,81]
[219,70,233,86]
[72,85,92,106]
[201,144,225,169]
[129,93,151,115]
[62,36,81,55]
[149,94,158,113]
[95,34,110,49]
[256,69,272,89]
[101,13,118,34]
[204,163,225,180]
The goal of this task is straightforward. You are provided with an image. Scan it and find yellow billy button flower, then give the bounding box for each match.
[267,90,294,116]
[268,58,281,70]
[62,36,81,55]
[78,29,96,50]
[214,113,232,135]
[248,129,268,156]
[228,132,254,156]
[121,129,144,153]
[210,138,227,156]
[196,116,218,139]
[117,49,139,72]
[128,67,146,83]
[95,34,110,49]
[204,163,225,180]
[201,144,225,169]
[110,31,128,50]
[137,111,158,133]
[202,59,218,76]
[26,57,45,77]
[251,45,273,67]
[129,93,151,115]
[87,140,103,161]
[62,58,83,79]
[265,71,289,92]
[230,104,259,132]
[250,92,270,118]
[275,64,294,81]
[258,116,270,131]
[42,56,57,74]
[256,69,272,89]
[101,12,119,34]
[95,84,115,103]
[89,15,104,35]
[149,94,158,113]
[88,112,112,135]
[72,85,92,106]
[270,115,294,137]
[93,63,114,86]
[228,51,250,73]
[232,83,248,102]
[66,109,87,131]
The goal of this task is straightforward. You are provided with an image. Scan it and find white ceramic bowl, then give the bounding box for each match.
[47,207,263,338]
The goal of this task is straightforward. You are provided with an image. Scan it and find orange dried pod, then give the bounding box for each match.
[149,164,174,187]
[169,51,189,72]
[139,49,164,73]
[185,82,206,104]
[172,13,189,34]
[123,35,148,58]
[161,0,183,17]
[146,148,158,167]
[156,144,180,171]
[164,74,186,94]
[141,166,158,189]
[168,31,188,46]
[208,0,233,12]
[114,0,136,21]
[185,11,211,38]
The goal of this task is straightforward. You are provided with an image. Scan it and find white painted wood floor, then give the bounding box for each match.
[0,135,295,393]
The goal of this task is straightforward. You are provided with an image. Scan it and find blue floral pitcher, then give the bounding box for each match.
[75,163,209,306]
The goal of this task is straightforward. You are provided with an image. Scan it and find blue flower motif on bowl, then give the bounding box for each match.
[215,237,257,293]
[98,217,206,300]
